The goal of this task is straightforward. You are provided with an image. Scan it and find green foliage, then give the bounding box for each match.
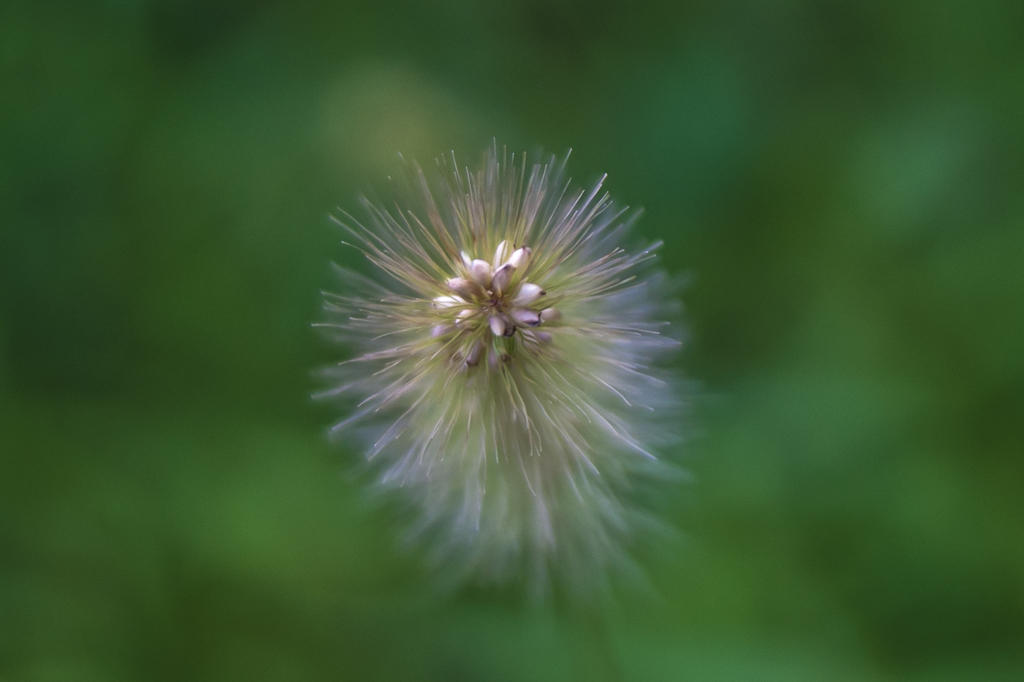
[1,0,1022,679]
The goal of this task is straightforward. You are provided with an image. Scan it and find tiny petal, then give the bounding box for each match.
[508,246,532,270]
[493,240,511,266]
[455,308,474,326]
[469,259,492,288]
[531,330,553,343]
[539,308,561,322]
[448,277,482,299]
[432,295,465,309]
[512,283,545,306]
[460,251,473,268]
[510,308,541,327]
[491,263,515,294]
[488,315,507,337]
[432,324,453,338]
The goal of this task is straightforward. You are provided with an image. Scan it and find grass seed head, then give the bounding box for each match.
[319,144,685,600]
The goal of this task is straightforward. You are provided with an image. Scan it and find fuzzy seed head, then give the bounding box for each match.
[319,145,683,600]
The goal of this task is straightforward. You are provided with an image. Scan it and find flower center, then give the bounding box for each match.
[432,241,561,368]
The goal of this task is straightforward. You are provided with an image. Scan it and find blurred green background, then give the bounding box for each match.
[2,1,1023,680]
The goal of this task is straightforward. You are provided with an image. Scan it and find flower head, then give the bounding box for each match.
[319,145,682,599]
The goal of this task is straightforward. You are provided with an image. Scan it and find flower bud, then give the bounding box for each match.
[464,340,484,367]
[447,277,482,299]
[540,308,561,322]
[488,315,507,337]
[508,246,532,270]
[432,295,464,309]
[491,263,515,294]
[510,307,541,327]
[469,259,492,288]
[493,240,511,266]
[512,283,545,306]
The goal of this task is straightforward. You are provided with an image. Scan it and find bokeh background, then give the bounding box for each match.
[2,1,1023,680]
